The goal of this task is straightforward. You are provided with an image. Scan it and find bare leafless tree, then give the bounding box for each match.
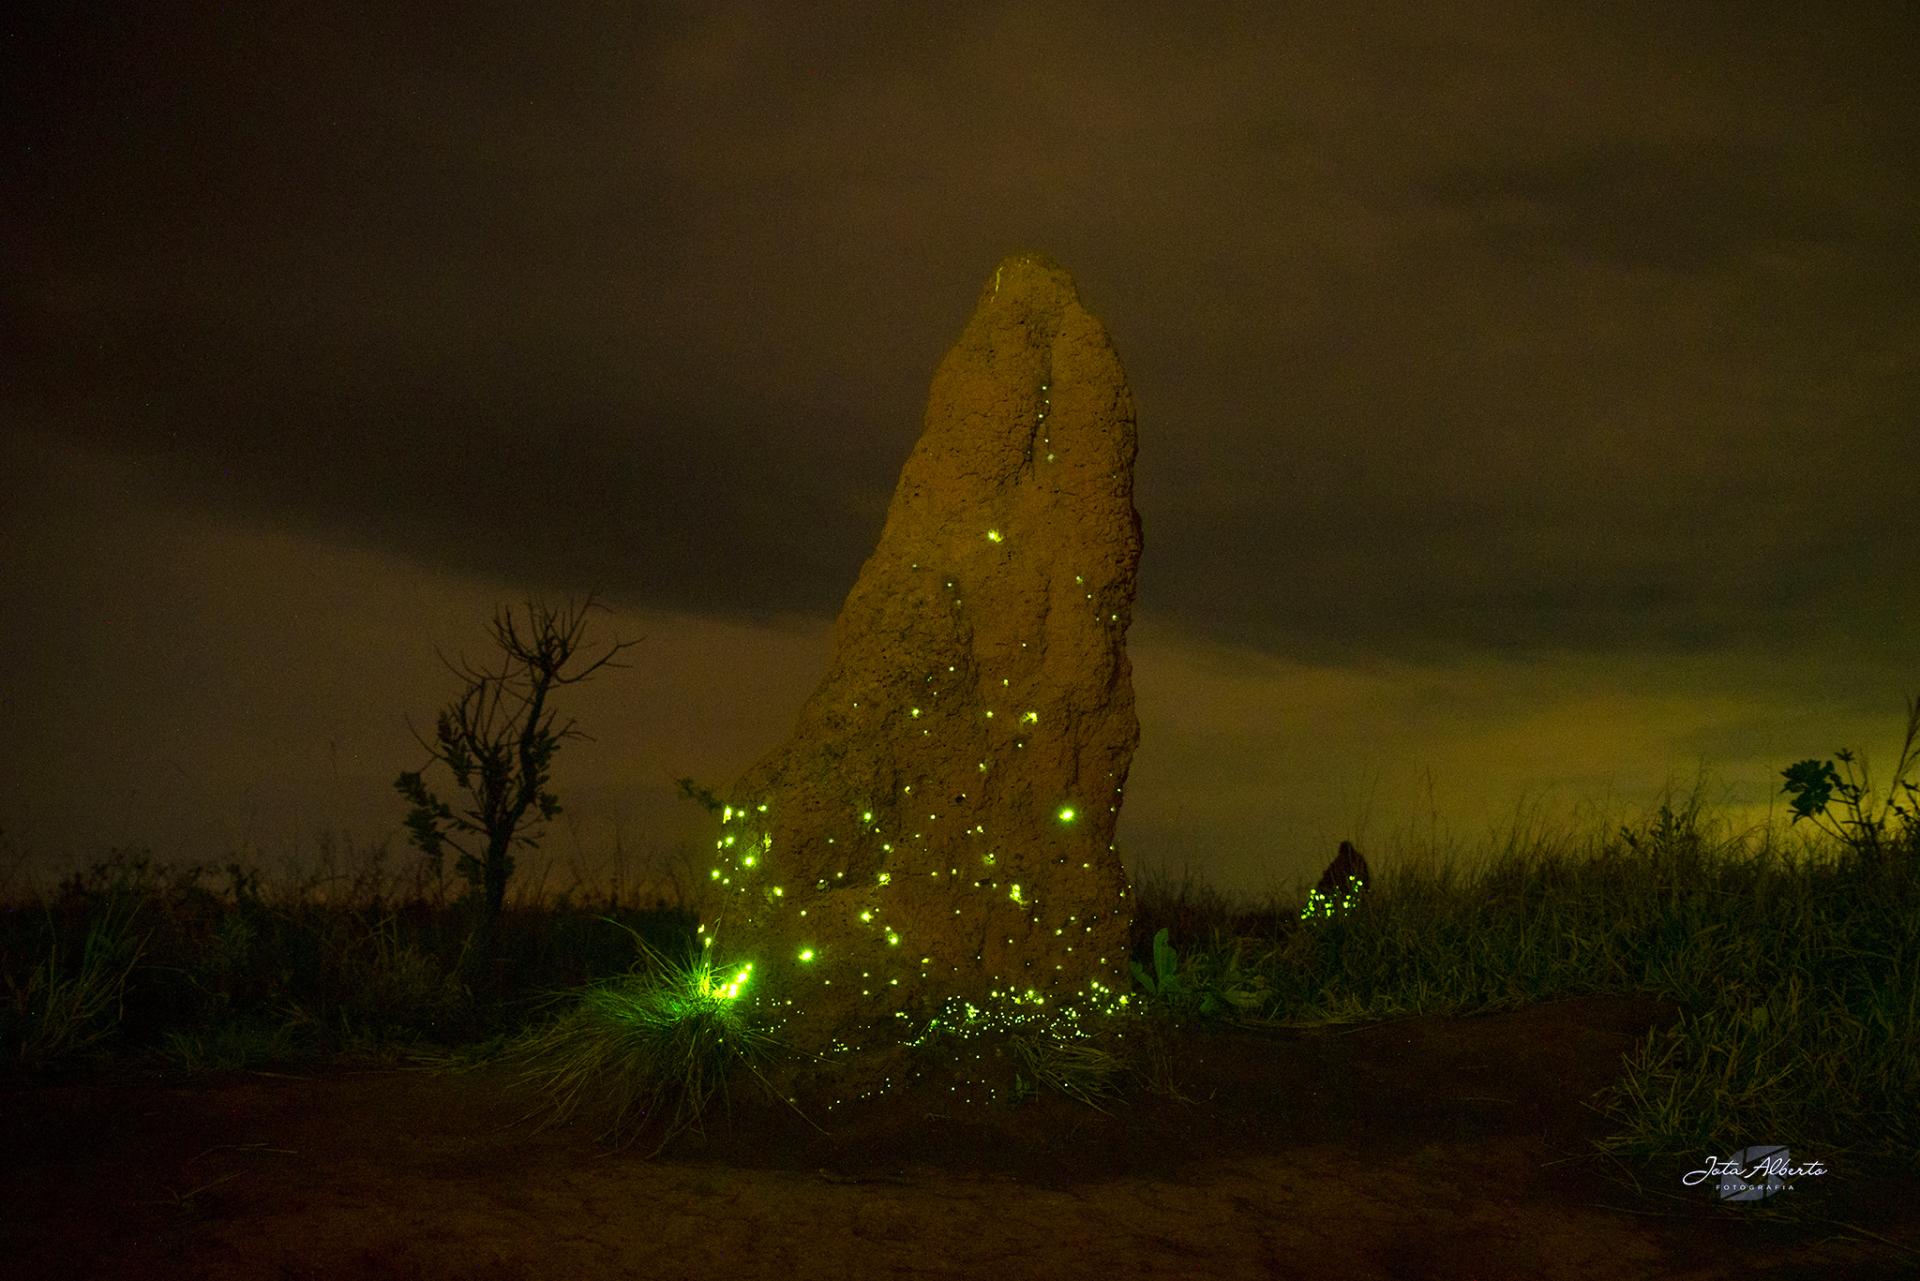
[394,593,639,922]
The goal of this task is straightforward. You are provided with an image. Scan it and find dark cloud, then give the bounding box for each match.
[6,0,1916,667]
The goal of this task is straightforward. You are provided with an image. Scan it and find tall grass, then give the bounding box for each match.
[0,844,697,1079]
[2,885,147,1072]
[1127,787,1920,1168]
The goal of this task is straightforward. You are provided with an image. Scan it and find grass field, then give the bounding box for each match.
[4,781,1914,1176]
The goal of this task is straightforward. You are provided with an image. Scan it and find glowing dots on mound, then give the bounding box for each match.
[1300,874,1366,921]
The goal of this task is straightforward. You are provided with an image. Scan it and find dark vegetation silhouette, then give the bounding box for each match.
[1781,693,1920,871]
[394,594,639,925]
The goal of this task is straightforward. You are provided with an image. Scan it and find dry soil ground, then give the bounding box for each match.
[4,995,1914,1280]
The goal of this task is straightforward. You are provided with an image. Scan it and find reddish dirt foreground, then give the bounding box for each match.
[4,995,1914,1280]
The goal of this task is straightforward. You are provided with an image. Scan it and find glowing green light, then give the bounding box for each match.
[862,810,874,822]
[710,868,721,879]
[742,854,756,867]
[887,932,900,946]
[722,805,734,822]
[986,529,1003,543]
[910,707,921,718]
[1009,883,1025,905]
[724,834,736,847]
[1058,806,1077,823]
[1020,710,1039,724]
[859,910,874,923]
[1299,875,1367,921]
[877,871,891,885]
[700,962,753,1001]
[799,948,815,962]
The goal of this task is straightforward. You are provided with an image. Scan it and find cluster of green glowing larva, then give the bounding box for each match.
[819,983,1135,1110]
[696,785,1126,1010]
[688,732,1130,1102]
[688,782,1136,1108]
[1299,873,1367,921]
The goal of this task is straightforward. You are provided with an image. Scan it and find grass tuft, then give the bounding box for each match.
[1010,1024,1129,1111]
[3,888,147,1073]
[506,932,779,1154]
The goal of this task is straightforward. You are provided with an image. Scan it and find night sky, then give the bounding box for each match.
[5,3,1916,898]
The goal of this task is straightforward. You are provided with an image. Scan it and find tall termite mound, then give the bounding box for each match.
[702,253,1142,1070]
